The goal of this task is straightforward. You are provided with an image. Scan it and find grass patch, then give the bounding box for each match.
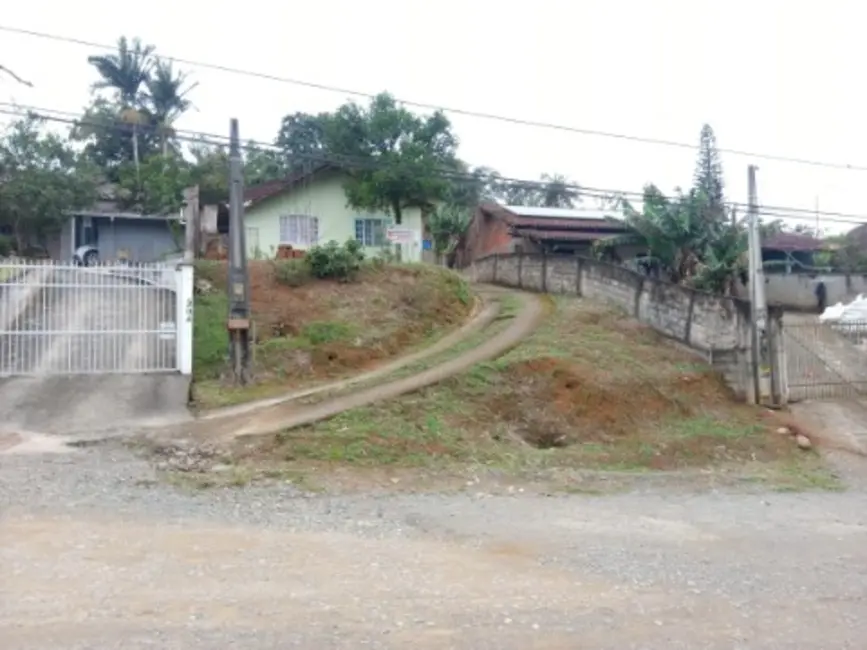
[191,261,474,408]
[224,295,837,493]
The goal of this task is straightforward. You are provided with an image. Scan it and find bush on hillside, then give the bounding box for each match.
[272,258,311,287]
[0,235,13,257]
[307,239,365,281]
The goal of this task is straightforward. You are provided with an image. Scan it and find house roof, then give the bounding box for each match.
[477,203,629,243]
[762,231,826,252]
[68,210,180,221]
[244,163,335,207]
[518,230,612,242]
[502,205,618,221]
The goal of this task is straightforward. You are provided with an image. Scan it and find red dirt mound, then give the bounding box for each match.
[486,357,735,449]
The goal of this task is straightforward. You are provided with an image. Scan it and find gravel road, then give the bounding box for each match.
[2,443,867,649]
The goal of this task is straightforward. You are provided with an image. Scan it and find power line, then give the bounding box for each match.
[3,24,867,173]
[1,103,865,228]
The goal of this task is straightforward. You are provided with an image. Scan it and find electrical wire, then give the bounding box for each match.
[1,103,864,228]
[2,24,867,172]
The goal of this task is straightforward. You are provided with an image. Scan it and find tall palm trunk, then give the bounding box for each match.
[132,121,140,182]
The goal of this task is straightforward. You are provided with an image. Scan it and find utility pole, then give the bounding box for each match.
[182,185,199,263]
[747,165,768,404]
[226,118,251,384]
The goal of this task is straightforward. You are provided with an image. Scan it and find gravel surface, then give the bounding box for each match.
[3,443,867,649]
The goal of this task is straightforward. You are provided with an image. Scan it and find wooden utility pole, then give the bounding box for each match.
[226,119,251,384]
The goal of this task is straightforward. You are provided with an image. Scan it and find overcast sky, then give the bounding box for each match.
[1,0,864,233]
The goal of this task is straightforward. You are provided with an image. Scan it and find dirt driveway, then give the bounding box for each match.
[2,444,867,649]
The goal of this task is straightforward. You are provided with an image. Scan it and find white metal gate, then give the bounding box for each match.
[0,259,192,376]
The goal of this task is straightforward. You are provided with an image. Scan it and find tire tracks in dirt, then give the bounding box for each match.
[152,286,545,444]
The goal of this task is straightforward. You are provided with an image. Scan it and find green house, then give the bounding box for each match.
[242,164,426,262]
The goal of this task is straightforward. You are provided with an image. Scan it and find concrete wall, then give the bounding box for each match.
[735,273,867,311]
[244,170,425,262]
[471,252,757,401]
[45,218,180,263]
[96,218,180,262]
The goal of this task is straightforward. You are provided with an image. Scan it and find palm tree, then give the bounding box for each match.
[596,185,746,294]
[144,58,197,155]
[539,173,580,208]
[87,37,155,177]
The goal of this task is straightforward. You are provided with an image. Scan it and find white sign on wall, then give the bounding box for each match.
[386,227,417,244]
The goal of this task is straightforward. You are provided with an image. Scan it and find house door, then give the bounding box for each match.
[75,216,99,248]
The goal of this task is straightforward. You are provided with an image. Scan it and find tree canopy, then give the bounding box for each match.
[0,115,99,253]
[0,32,821,299]
[275,94,461,224]
[596,124,747,295]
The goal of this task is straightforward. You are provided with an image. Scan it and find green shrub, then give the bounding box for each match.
[0,235,13,257]
[307,239,365,281]
[193,260,224,286]
[193,292,229,380]
[272,259,311,287]
[302,320,356,345]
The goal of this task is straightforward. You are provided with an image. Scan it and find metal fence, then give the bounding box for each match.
[0,259,183,376]
[783,315,867,400]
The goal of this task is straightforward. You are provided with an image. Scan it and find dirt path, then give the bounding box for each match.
[2,444,867,649]
[197,289,502,421]
[153,286,545,444]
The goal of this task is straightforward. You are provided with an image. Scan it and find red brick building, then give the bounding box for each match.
[454,203,634,267]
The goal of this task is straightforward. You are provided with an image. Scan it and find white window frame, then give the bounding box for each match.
[279,214,319,248]
[354,218,388,247]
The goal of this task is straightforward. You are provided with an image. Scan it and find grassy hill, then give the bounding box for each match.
[191,260,473,408]
[226,295,836,493]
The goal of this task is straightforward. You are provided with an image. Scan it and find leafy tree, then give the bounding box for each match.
[0,116,98,252]
[288,93,458,225]
[498,173,580,207]
[187,140,229,203]
[72,97,158,179]
[444,163,501,206]
[117,154,191,215]
[243,142,288,185]
[87,36,156,177]
[598,184,746,294]
[428,204,471,266]
[186,141,287,204]
[275,111,328,170]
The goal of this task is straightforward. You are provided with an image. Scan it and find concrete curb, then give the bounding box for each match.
[196,292,500,421]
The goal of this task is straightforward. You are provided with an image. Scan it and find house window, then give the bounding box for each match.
[279,215,319,247]
[354,218,387,247]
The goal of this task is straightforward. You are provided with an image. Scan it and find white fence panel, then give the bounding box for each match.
[0,259,191,376]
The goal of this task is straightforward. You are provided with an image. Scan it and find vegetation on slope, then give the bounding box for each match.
[190,258,473,408]
[225,295,835,493]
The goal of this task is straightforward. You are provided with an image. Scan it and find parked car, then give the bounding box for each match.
[73,245,100,266]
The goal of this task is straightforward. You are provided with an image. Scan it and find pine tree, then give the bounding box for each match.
[693,124,725,213]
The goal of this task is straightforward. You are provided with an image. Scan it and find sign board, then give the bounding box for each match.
[158,321,177,341]
[386,227,417,244]
[422,239,432,251]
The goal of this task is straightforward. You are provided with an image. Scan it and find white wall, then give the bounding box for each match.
[736,274,867,310]
[243,171,425,262]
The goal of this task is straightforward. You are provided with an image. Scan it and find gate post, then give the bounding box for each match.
[176,262,195,375]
